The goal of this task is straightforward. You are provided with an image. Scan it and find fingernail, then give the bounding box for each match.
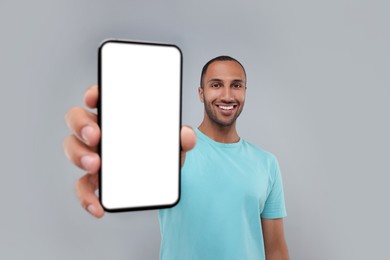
[81,155,94,170]
[81,126,93,145]
[87,204,98,216]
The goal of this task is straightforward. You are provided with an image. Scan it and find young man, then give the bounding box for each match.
[64,56,289,259]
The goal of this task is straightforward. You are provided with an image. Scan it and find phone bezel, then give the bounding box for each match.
[97,39,183,212]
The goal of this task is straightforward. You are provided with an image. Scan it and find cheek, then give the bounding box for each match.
[238,92,246,103]
[204,91,219,103]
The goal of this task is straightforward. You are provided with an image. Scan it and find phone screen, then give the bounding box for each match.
[98,40,182,212]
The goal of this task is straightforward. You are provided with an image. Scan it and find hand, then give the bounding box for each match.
[63,85,196,218]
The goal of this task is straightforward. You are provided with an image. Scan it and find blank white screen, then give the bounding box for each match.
[100,41,181,210]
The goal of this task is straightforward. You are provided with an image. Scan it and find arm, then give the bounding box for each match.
[261,218,289,260]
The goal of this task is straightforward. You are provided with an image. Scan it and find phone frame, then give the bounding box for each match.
[97,39,183,212]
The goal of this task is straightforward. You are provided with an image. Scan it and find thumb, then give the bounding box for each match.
[180,126,196,168]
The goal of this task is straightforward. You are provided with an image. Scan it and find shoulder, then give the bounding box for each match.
[241,139,280,174]
[241,139,278,162]
[242,140,285,196]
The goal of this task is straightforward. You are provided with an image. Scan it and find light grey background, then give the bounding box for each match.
[1,0,389,259]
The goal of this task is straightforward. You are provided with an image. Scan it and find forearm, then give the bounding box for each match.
[261,218,289,260]
[265,249,289,260]
[265,240,289,260]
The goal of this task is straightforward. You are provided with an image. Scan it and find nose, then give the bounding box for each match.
[220,86,234,102]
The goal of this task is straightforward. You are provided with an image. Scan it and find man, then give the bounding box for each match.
[64,56,289,259]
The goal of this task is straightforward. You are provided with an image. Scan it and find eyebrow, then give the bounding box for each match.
[207,78,246,84]
[231,79,246,84]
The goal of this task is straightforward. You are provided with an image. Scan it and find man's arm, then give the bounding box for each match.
[261,218,289,260]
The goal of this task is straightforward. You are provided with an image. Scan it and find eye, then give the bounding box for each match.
[232,83,242,88]
[211,83,221,88]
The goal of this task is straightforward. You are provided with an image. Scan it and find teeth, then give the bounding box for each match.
[219,105,234,110]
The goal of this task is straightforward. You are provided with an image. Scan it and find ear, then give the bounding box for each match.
[198,86,204,103]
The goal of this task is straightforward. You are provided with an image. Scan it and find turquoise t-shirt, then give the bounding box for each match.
[158,129,287,260]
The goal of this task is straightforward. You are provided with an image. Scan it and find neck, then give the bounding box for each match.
[198,117,240,144]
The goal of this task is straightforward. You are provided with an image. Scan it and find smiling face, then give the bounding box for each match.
[198,60,247,128]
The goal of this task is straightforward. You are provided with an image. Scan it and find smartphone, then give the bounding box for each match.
[98,39,182,212]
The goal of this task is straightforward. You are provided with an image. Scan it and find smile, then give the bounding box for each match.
[218,105,234,110]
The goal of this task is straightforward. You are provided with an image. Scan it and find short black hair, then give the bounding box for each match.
[200,55,246,87]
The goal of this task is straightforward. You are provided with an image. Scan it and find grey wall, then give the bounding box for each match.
[1,0,389,259]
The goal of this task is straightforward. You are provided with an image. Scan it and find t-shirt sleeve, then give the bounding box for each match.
[260,156,287,219]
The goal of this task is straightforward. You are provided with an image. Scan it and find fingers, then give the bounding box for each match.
[65,84,103,218]
[180,125,197,167]
[65,106,100,147]
[83,85,99,109]
[75,174,104,218]
[63,135,101,173]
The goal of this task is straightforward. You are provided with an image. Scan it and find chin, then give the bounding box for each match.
[214,118,237,127]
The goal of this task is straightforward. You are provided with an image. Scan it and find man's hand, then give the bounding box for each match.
[63,85,196,218]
